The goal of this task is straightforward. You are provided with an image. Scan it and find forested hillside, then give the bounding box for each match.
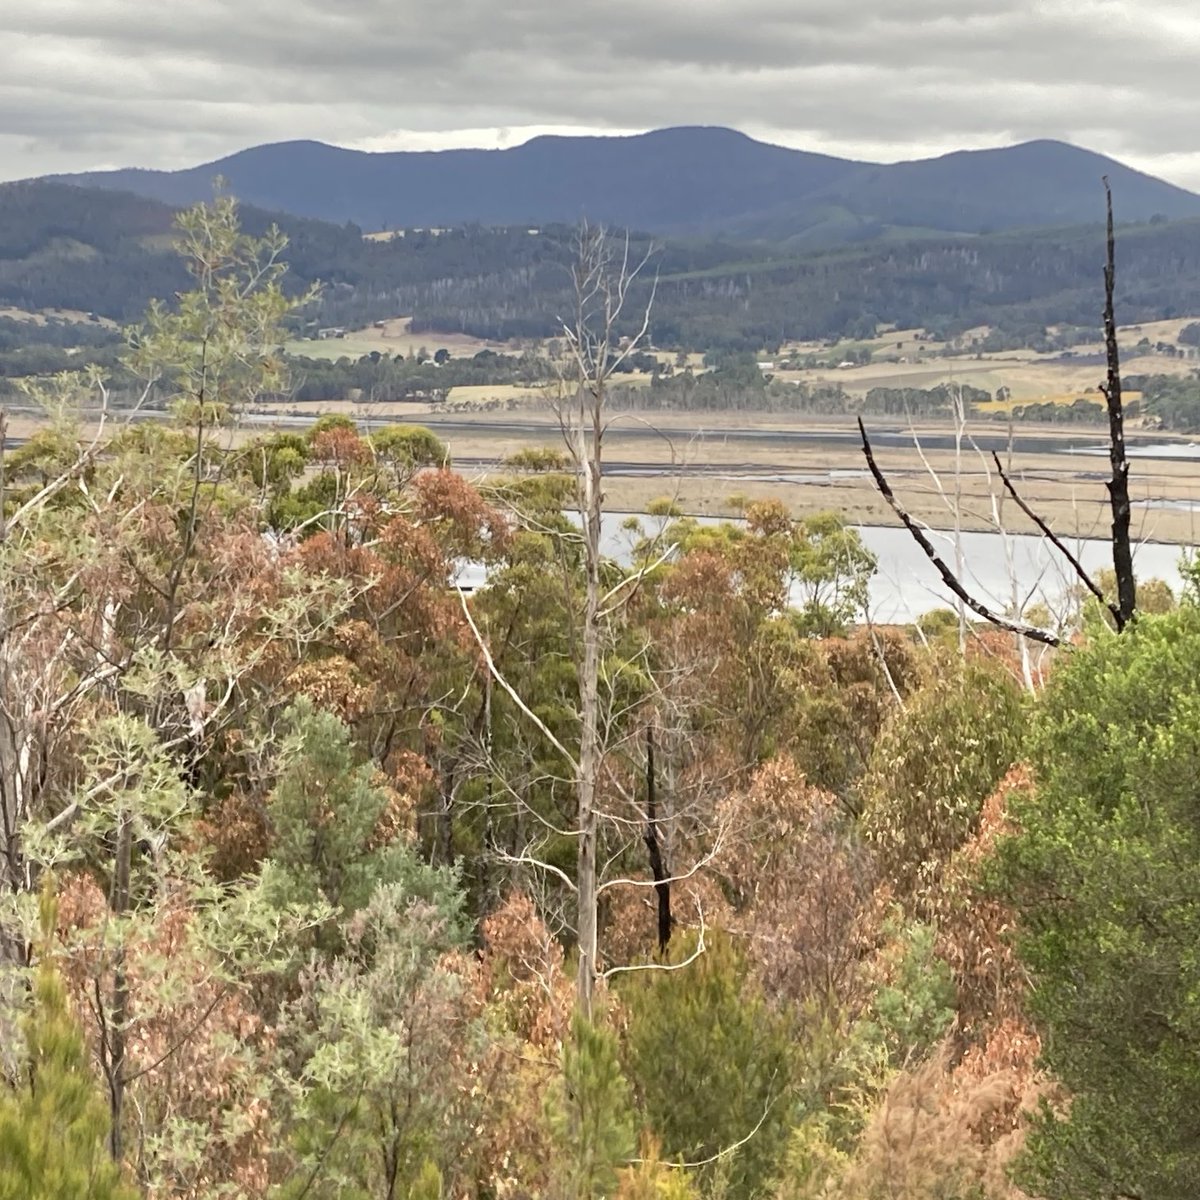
[7,179,1200,355]
[1,196,1198,1200]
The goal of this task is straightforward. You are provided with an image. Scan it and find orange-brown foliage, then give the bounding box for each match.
[56,873,276,1198]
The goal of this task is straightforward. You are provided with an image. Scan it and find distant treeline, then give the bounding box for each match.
[1001,399,1107,424]
[1130,372,1200,431]
[8,182,1200,354]
[282,348,551,404]
[0,316,125,393]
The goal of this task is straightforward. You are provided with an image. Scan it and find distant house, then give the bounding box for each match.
[756,361,775,371]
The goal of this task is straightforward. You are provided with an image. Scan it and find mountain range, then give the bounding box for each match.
[46,127,1200,245]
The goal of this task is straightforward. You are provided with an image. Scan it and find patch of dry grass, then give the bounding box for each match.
[284,316,505,362]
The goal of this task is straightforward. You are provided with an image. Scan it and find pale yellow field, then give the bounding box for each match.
[0,305,119,328]
[1113,316,1200,345]
[779,352,1195,402]
[974,392,1124,414]
[284,317,506,362]
[446,383,561,405]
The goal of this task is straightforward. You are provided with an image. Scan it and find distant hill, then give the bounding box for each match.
[0,180,371,322]
[6,178,1200,354]
[46,127,1200,244]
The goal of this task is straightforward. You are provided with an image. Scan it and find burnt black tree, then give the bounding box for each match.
[859,186,1137,645]
[643,723,672,954]
[1100,178,1137,631]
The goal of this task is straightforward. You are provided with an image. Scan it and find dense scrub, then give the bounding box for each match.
[0,199,1193,1200]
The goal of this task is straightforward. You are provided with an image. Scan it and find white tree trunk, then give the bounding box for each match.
[576,390,603,1015]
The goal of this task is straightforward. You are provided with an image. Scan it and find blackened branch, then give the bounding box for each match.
[990,451,1119,624]
[858,418,1061,648]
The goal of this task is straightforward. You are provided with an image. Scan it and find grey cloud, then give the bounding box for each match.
[3,0,1200,187]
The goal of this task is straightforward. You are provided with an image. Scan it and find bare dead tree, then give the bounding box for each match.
[858,419,1062,647]
[643,722,672,954]
[456,224,735,1018]
[547,223,655,1014]
[859,186,1138,643]
[990,450,1119,626]
[1100,177,1137,630]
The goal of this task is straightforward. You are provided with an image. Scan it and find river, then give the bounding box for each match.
[460,514,1194,625]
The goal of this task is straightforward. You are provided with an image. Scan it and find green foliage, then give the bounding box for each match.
[659,504,875,636]
[913,607,961,641]
[262,702,459,929]
[861,660,1023,903]
[126,193,313,416]
[856,921,956,1067]
[623,934,795,1200]
[547,1013,637,1199]
[991,605,1200,1200]
[1074,564,1177,631]
[408,1159,443,1200]
[772,1112,853,1200]
[369,423,448,470]
[616,1148,702,1199]
[240,430,311,491]
[0,882,137,1200]
[1133,371,1200,432]
[277,880,477,1200]
[862,382,990,417]
[787,511,877,638]
[645,496,684,518]
[502,445,570,473]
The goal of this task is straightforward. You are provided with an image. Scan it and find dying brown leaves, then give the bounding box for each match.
[720,758,879,1015]
[56,872,276,1199]
[830,1042,1034,1200]
[934,765,1033,1032]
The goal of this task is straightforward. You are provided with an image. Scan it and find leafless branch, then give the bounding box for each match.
[455,584,580,773]
[990,450,1116,620]
[858,418,1061,647]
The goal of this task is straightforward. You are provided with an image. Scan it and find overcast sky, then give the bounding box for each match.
[5,0,1200,187]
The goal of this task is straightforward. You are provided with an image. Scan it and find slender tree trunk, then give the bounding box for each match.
[108,809,132,1162]
[951,385,967,653]
[0,697,29,972]
[438,765,455,867]
[0,412,25,972]
[643,723,672,955]
[479,672,496,909]
[576,383,603,1018]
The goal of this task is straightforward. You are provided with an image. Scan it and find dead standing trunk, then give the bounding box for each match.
[1101,178,1137,630]
[575,377,603,1017]
[564,224,656,1017]
[644,723,672,955]
[859,184,1137,645]
[106,811,132,1162]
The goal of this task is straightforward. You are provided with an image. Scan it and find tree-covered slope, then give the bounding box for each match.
[6,178,1200,351]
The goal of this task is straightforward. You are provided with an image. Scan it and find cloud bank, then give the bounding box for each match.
[6,0,1200,186]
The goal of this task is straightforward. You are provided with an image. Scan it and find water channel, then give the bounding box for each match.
[460,515,1194,625]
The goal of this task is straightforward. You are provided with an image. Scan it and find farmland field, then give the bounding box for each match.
[283,316,504,361]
